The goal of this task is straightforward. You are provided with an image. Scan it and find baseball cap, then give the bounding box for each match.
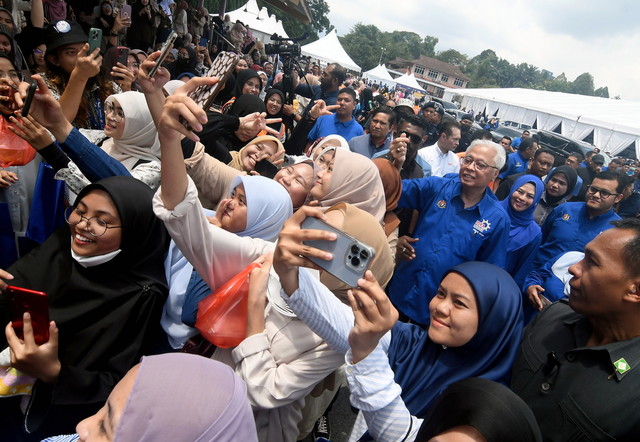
[44,21,88,54]
[422,101,445,116]
[592,154,605,164]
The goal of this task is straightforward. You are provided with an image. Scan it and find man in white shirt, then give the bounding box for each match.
[417,121,461,177]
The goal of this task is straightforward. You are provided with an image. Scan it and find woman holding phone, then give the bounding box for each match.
[0,176,169,441]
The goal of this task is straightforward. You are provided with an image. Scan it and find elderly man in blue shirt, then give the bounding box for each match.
[389,139,510,325]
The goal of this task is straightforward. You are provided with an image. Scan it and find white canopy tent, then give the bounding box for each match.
[442,87,640,156]
[363,64,396,87]
[224,0,288,44]
[301,30,361,72]
[394,73,426,93]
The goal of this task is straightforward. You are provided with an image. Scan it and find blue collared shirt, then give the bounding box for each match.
[348,133,392,158]
[388,175,510,324]
[500,151,529,179]
[533,202,620,269]
[307,113,364,142]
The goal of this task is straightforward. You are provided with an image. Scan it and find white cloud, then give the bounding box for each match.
[324,0,640,100]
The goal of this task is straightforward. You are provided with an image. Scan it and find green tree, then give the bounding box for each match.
[338,23,383,71]
[436,49,467,69]
[594,86,609,98]
[256,0,333,43]
[572,72,595,96]
[421,36,439,57]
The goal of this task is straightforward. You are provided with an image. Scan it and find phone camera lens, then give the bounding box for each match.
[351,245,359,254]
[360,249,369,260]
[351,256,361,267]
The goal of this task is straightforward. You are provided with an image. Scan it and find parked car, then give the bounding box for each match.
[534,130,609,166]
[430,97,458,110]
[503,121,533,131]
[490,125,524,143]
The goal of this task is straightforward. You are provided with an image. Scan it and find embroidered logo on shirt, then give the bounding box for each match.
[472,219,491,236]
[614,358,630,375]
[437,200,447,209]
[562,214,571,221]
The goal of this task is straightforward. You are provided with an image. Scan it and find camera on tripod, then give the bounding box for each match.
[264,34,302,57]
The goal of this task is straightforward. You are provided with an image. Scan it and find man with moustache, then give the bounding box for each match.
[512,218,640,441]
[348,107,395,158]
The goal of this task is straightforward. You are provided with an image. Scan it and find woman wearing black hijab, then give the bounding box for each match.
[0,176,169,441]
[416,377,542,442]
[221,68,262,113]
[534,165,578,225]
[166,46,198,79]
[264,88,286,142]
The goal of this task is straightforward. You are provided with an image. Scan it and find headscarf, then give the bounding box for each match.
[387,261,523,418]
[314,137,386,223]
[226,175,292,241]
[264,88,285,120]
[101,92,161,171]
[416,378,542,442]
[372,158,402,236]
[320,203,394,303]
[544,165,578,205]
[227,93,265,117]
[499,174,544,252]
[227,135,283,173]
[114,353,257,442]
[233,68,262,97]
[166,46,197,79]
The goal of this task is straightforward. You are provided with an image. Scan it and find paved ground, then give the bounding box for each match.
[300,386,358,442]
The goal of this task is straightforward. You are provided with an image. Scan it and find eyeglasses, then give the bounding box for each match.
[460,156,499,172]
[105,102,125,122]
[586,185,619,199]
[65,207,122,237]
[399,132,423,145]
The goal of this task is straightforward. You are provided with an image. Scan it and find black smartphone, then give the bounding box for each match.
[20,82,37,117]
[301,217,376,287]
[88,27,102,57]
[8,286,50,345]
[148,31,177,78]
[254,159,279,179]
[115,46,129,67]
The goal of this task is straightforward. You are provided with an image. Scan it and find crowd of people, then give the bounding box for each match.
[0,2,639,442]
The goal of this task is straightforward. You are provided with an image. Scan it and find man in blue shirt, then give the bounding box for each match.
[495,137,538,188]
[293,62,345,107]
[307,88,364,145]
[348,107,394,158]
[531,171,623,274]
[388,140,510,325]
[510,129,531,148]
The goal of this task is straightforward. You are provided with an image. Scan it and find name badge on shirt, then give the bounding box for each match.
[472,219,491,236]
[562,214,571,221]
[437,200,447,209]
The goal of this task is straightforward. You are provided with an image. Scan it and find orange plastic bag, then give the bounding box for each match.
[0,118,36,168]
[195,262,261,348]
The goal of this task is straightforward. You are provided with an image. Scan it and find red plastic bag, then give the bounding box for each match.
[195,262,261,348]
[0,118,36,168]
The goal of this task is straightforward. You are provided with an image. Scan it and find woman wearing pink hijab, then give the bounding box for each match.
[46,353,258,441]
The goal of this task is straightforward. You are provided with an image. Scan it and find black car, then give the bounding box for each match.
[490,125,524,143]
[534,130,597,166]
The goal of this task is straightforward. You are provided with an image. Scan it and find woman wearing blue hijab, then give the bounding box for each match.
[499,174,545,287]
[344,261,524,440]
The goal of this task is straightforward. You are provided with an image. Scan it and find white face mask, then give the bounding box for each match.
[70,239,122,267]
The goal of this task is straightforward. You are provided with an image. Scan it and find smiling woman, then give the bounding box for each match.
[0,176,169,440]
[227,135,283,173]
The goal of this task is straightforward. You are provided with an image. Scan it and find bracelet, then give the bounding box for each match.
[110,31,118,37]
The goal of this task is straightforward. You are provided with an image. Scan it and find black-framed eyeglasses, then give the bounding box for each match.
[586,185,618,199]
[400,132,423,145]
[460,156,499,172]
[65,207,122,237]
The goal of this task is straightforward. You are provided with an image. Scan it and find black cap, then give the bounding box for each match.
[592,154,605,164]
[43,21,88,54]
[422,101,444,116]
[461,113,473,121]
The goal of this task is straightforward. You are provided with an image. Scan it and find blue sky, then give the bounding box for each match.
[324,0,640,100]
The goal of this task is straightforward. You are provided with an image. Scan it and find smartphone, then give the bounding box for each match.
[254,159,279,179]
[119,4,131,21]
[188,51,239,111]
[21,82,36,117]
[110,46,129,72]
[7,286,50,345]
[148,31,177,78]
[199,37,208,47]
[540,294,552,307]
[88,28,102,57]
[301,217,376,288]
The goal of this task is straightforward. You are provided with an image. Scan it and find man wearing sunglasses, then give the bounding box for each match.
[531,170,622,272]
[388,139,510,326]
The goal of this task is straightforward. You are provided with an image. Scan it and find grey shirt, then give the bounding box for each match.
[348,133,391,158]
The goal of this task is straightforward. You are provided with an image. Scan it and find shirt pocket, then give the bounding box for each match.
[558,394,615,442]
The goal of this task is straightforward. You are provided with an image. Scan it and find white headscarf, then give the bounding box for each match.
[101,92,161,171]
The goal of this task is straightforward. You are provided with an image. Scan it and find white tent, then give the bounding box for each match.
[224,0,288,44]
[301,30,361,72]
[394,73,426,92]
[363,64,396,87]
[442,87,640,156]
